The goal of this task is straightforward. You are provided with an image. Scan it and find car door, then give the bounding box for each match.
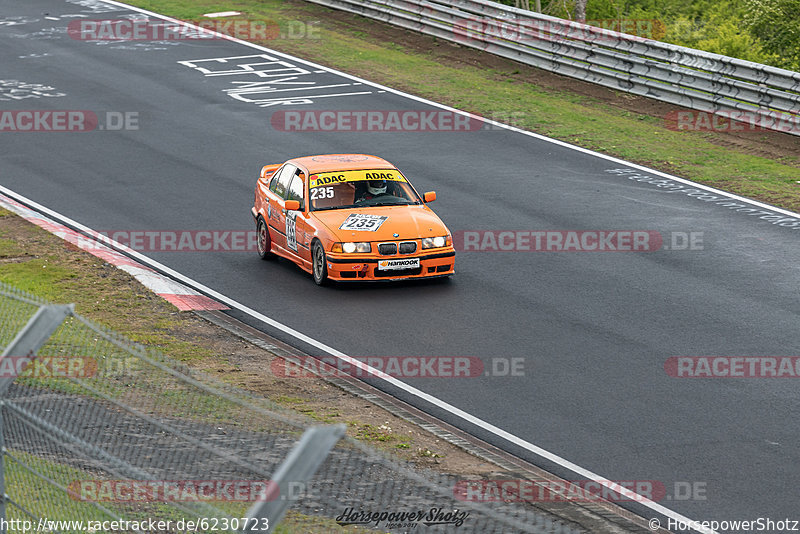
[266,164,296,251]
[284,171,312,264]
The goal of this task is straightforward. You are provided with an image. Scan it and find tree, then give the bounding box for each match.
[745,0,800,70]
[575,0,587,21]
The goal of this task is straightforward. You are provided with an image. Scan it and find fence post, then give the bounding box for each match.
[243,424,346,531]
[0,304,73,530]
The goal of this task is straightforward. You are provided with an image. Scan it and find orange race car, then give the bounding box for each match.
[250,154,455,285]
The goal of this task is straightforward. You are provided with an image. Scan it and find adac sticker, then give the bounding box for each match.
[310,170,407,188]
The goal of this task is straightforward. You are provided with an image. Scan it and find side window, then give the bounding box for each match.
[268,166,285,193]
[286,173,305,210]
[272,164,295,198]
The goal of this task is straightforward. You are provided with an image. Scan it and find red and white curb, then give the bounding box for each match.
[0,193,227,311]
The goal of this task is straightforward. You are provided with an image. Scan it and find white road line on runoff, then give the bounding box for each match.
[101,0,800,223]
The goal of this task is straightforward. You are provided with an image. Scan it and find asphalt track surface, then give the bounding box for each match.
[3,0,800,529]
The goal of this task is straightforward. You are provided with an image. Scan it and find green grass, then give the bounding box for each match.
[0,237,28,257]
[0,257,77,300]
[129,0,800,212]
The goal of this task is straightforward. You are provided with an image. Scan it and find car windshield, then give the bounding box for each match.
[309,169,421,211]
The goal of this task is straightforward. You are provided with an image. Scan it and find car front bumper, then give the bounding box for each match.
[324,249,455,281]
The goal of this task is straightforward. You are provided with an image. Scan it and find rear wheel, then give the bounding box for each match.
[312,241,328,286]
[257,217,273,260]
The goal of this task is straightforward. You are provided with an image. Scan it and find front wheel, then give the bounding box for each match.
[257,217,273,260]
[312,241,328,286]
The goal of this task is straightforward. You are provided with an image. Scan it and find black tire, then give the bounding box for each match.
[256,217,274,260]
[312,240,328,286]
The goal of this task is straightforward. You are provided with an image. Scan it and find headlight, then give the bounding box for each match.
[422,236,449,249]
[333,242,371,253]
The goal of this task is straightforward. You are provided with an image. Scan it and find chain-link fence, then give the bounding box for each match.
[0,282,586,533]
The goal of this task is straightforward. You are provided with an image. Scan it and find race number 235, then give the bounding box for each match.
[339,214,387,232]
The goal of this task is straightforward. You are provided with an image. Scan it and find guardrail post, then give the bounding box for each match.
[243,424,346,531]
[0,304,73,531]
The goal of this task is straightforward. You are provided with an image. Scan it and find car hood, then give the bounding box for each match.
[312,205,449,242]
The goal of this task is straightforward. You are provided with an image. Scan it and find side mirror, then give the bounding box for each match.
[284,200,301,211]
[423,191,436,203]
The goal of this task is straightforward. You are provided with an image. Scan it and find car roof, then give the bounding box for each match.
[289,154,397,174]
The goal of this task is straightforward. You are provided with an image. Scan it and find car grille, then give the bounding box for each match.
[378,243,397,255]
[378,241,417,255]
[399,241,417,254]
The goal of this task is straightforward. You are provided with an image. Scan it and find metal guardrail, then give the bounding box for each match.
[303,0,800,135]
